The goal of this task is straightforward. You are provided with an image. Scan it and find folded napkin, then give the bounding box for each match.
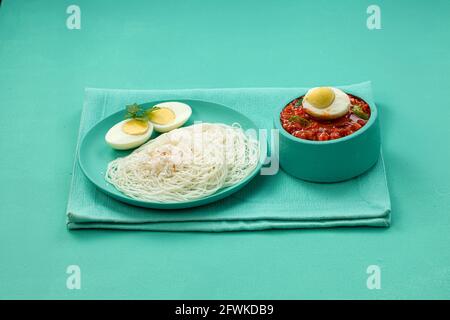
[66,82,391,231]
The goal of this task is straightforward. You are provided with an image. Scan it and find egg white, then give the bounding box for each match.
[303,87,350,120]
[151,102,192,133]
[105,120,153,150]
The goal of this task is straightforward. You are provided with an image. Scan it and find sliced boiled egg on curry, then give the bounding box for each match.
[105,119,153,150]
[302,87,350,120]
[147,101,192,133]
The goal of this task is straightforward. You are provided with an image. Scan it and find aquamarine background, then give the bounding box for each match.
[0,0,449,299]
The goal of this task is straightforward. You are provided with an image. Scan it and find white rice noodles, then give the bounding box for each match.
[106,123,259,203]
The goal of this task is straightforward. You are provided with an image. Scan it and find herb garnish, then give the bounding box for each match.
[289,115,310,127]
[125,103,159,122]
[351,105,369,120]
[294,97,303,107]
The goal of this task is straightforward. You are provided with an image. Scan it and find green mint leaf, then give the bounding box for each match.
[289,115,310,127]
[126,103,141,115]
[125,103,150,121]
[352,105,369,120]
[294,97,303,107]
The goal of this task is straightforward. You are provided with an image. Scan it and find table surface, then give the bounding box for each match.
[1,0,449,299]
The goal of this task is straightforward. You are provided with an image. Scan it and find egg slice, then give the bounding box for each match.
[303,87,350,120]
[105,119,153,150]
[147,102,192,133]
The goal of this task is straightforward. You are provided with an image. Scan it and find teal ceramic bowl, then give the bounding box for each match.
[274,93,381,183]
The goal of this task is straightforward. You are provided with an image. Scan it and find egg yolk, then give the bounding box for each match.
[148,107,176,125]
[305,87,335,109]
[122,119,149,135]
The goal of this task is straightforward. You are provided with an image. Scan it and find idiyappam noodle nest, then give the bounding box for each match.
[106,123,260,203]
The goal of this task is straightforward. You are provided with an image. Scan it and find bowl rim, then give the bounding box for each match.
[274,89,378,145]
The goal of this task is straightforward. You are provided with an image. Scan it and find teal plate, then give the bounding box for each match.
[78,99,262,209]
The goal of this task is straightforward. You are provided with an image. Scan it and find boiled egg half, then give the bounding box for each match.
[105,119,153,150]
[147,102,192,133]
[303,87,350,120]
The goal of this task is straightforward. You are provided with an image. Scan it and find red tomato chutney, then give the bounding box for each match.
[280,94,371,141]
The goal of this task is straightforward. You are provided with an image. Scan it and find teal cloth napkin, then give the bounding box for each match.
[66,82,391,231]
